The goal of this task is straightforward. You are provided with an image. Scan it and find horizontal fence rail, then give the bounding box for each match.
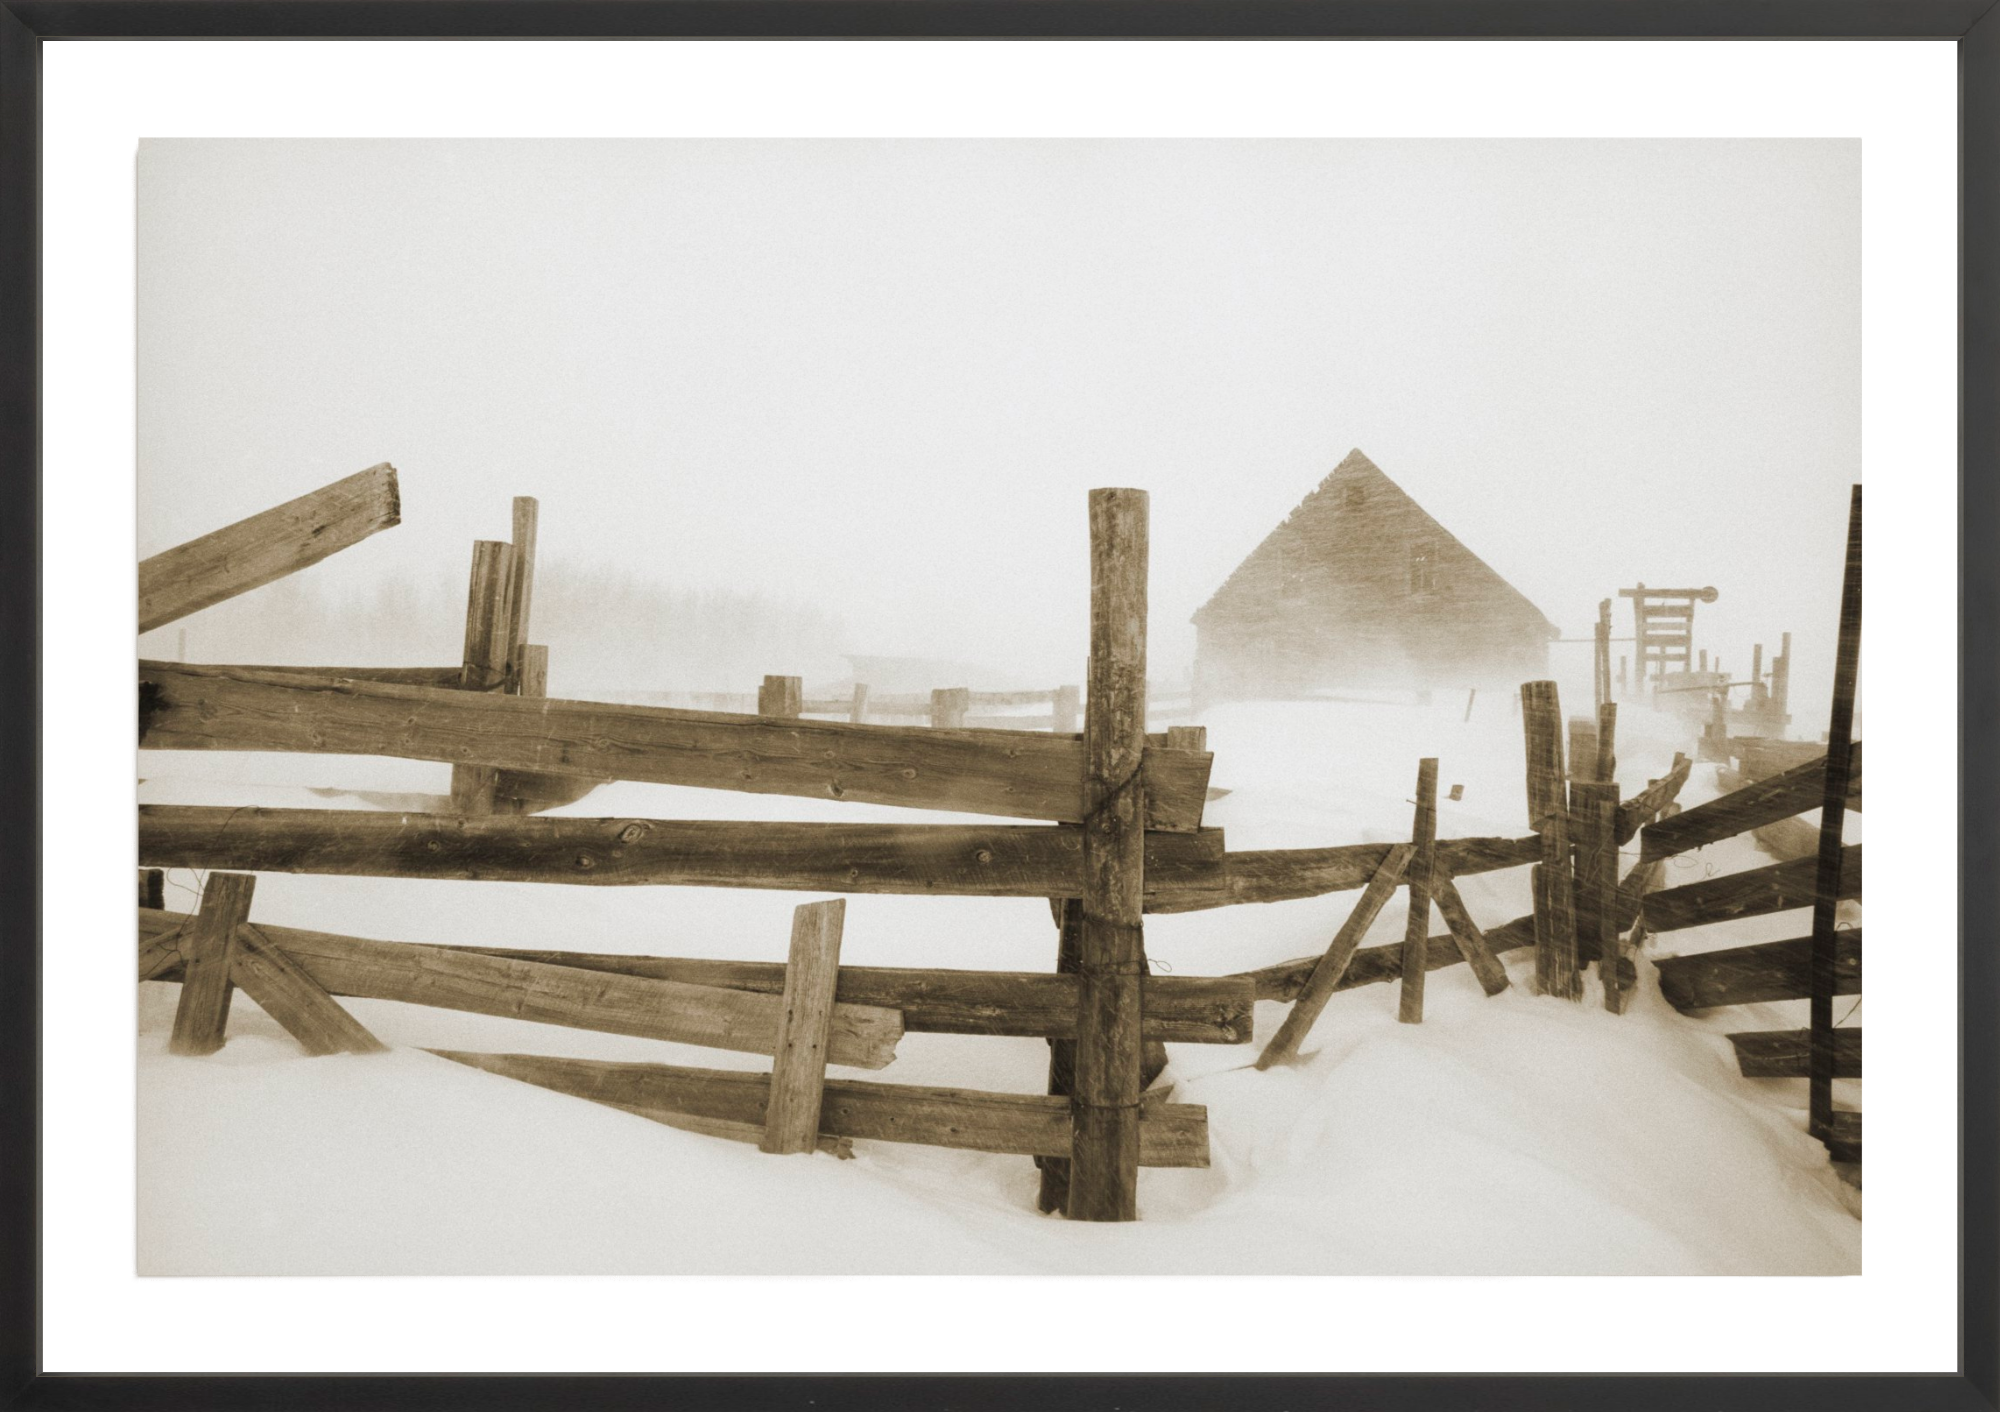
[139,807,1227,899]
[138,907,905,1068]
[139,662,1212,831]
[1641,845,1861,933]
[428,1049,1211,1167]
[1145,835,1540,914]
[1639,743,1862,861]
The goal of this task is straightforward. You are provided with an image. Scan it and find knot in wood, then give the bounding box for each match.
[617,823,648,844]
[425,840,441,852]
[974,848,993,864]
[574,853,595,870]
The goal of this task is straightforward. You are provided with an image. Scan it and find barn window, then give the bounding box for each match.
[1409,540,1436,595]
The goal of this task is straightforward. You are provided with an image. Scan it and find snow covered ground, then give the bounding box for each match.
[136,694,1860,1276]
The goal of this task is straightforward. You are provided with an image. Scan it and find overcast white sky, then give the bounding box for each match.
[138,139,1858,703]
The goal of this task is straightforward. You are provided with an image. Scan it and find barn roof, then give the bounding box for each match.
[1192,447,1559,636]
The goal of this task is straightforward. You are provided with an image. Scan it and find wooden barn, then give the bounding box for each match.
[1192,448,1559,702]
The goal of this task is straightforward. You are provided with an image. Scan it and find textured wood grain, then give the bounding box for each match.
[139,806,1223,899]
[929,687,970,729]
[1522,680,1578,999]
[427,1050,1210,1167]
[1655,932,1862,1011]
[762,900,847,1154]
[1070,487,1150,1222]
[1431,870,1509,998]
[138,463,399,633]
[508,496,538,665]
[138,662,1212,830]
[168,872,256,1056]
[1727,1027,1861,1079]
[1613,753,1692,844]
[1642,845,1860,934]
[1255,843,1413,1069]
[758,676,803,718]
[1397,759,1439,1024]
[450,540,517,812]
[348,937,1253,1043]
[138,907,902,1067]
[1809,485,1864,1146]
[230,924,385,1056]
[1641,743,1861,861]
[1143,834,1538,914]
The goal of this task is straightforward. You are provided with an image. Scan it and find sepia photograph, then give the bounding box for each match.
[133,136,1865,1278]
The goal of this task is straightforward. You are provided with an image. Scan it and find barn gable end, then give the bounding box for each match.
[1193,448,1558,699]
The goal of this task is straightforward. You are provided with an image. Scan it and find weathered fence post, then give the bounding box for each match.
[848,683,870,725]
[1809,487,1863,1155]
[1569,702,1621,999]
[508,496,538,683]
[1053,684,1081,735]
[1594,598,1612,711]
[1166,725,1206,753]
[1397,758,1439,1023]
[1037,896,1084,1214]
[139,868,165,910]
[1522,681,1579,999]
[758,675,803,718]
[930,687,970,729]
[516,643,549,699]
[1773,631,1793,723]
[168,871,257,1056]
[1068,488,1148,1223]
[761,899,848,1155]
[450,539,517,813]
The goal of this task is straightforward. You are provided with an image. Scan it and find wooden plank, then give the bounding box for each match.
[171,663,474,690]
[1255,844,1413,1069]
[1398,758,1439,1024]
[1070,486,1148,1222]
[230,924,385,1056]
[139,806,1222,900]
[1641,744,1862,861]
[762,900,847,1154]
[1037,896,1085,1215]
[138,662,1214,831]
[1821,1109,1862,1164]
[1143,834,1538,914]
[969,689,1060,708]
[1642,845,1860,933]
[168,872,256,1056]
[427,1050,1210,1167]
[1614,753,1693,844]
[354,934,1252,1044]
[1727,1027,1861,1079]
[1734,737,1830,780]
[930,687,970,729]
[138,463,400,633]
[508,496,538,666]
[758,675,803,718]
[1431,870,1509,997]
[138,919,185,982]
[1810,485,1864,1149]
[848,684,870,725]
[1240,910,1538,1003]
[1654,932,1862,1011]
[137,907,903,1068]
[138,868,164,910]
[1522,680,1579,1000]
[450,540,517,813]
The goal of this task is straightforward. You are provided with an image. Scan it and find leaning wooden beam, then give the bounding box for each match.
[1240,911,1538,1003]
[1655,932,1862,1012]
[136,907,903,1068]
[1727,1027,1861,1079]
[1254,843,1413,1069]
[428,1050,1210,1167]
[1641,845,1861,934]
[1142,834,1539,914]
[369,938,1254,1044]
[1070,486,1149,1223]
[1397,759,1439,1024]
[138,807,1223,900]
[1612,753,1692,845]
[137,463,400,634]
[168,872,256,1056]
[138,662,1213,832]
[1431,871,1509,997]
[230,924,385,1056]
[762,900,847,1154]
[1639,744,1863,862]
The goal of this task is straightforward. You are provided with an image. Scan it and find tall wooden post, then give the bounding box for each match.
[930,687,970,729]
[1809,487,1863,1148]
[758,675,803,717]
[168,871,257,1056]
[1594,598,1612,712]
[1397,758,1439,1024]
[1522,681,1579,999]
[508,497,538,681]
[450,539,517,813]
[1773,631,1793,722]
[1068,488,1148,1223]
[1036,897,1084,1214]
[761,899,847,1155]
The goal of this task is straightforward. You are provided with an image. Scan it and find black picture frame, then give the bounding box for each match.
[2,5,1991,1408]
